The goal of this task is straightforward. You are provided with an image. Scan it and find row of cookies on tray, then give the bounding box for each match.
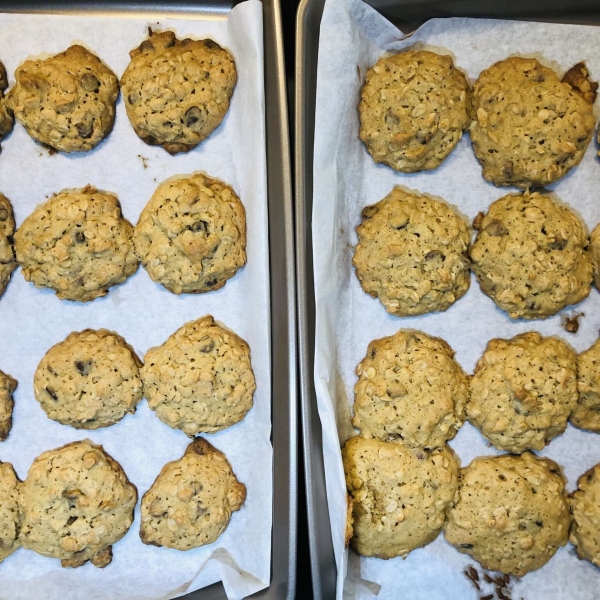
[0,436,246,569]
[353,186,599,320]
[0,172,246,302]
[359,51,598,188]
[0,315,255,436]
[0,28,236,155]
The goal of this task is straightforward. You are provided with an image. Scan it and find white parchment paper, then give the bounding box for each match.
[0,3,271,599]
[312,0,600,598]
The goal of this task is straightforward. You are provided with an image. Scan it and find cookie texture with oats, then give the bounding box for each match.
[352,187,471,317]
[6,45,118,153]
[470,57,596,188]
[141,315,255,436]
[14,186,139,302]
[0,60,14,142]
[0,193,17,299]
[589,222,600,290]
[352,329,468,449]
[444,452,570,576]
[34,329,143,430]
[121,30,236,155]
[467,332,577,454]
[0,462,22,562]
[19,440,137,568]
[469,191,592,319]
[571,338,600,433]
[134,173,246,294]
[343,436,459,559]
[0,369,16,441]
[140,437,246,550]
[570,462,600,568]
[359,50,470,172]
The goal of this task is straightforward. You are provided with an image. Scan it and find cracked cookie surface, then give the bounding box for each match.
[359,50,470,172]
[343,436,459,559]
[470,57,596,188]
[0,461,21,562]
[444,452,570,576]
[470,191,592,319]
[570,463,600,568]
[6,45,118,153]
[0,193,16,299]
[14,186,138,302]
[467,332,577,453]
[352,329,468,449]
[134,173,246,294]
[142,315,255,435]
[140,437,246,550]
[352,187,471,316]
[34,329,143,429]
[0,369,16,441]
[121,31,236,154]
[19,440,137,568]
[571,338,600,433]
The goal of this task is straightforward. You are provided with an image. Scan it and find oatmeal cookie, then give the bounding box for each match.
[0,369,16,441]
[0,60,14,142]
[352,188,471,316]
[467,332,577,453]
[140,437,246,550]
[343,436,459,559]
[121,31,236,154]
[571,338,600,433]
[444,452,570,576]
[134,173,246,294]
[14,186,138,302]
[359,50,470,172]
[34,329,143,429]
[141,316,255,435]
[0,462,21,562]
[470,57,596,187]
[19,440,137,568]
[570,463,600,568]
[352,329,468,449]
[6,45,118,153]
[469,191,592,319]
[589,222,600,290]
[0,193,16,298]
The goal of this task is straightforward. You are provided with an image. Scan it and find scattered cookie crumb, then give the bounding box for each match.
[473,211,484,230]
[463,565,520,600]
[562,312,584,334]
[138,154,149,169]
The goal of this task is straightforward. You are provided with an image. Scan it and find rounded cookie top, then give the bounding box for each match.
[134,174,246,294]
[444,452,570,576]
[342,436,459,559]
[0,461,21,563]
[352,188,471,316]
[121,31,236,155]
[571,339,600,433]
[14,186,139,302]
[0,368,16,442]
[0,60,14,142]
[470,57,596,188]
[570,463,600,568]
[467,332,577,453]
[140,437,246,550]
[6,45,118,153]
[19,440,137,568]
[359,50,470,173]
[589,222,600,291]
[470,191,592,319]
[352,329,468,449]
[142,315,255,435]
[0,193,17,298]
[34,329,143,430]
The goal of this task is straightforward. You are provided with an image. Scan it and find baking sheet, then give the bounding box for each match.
[0,3,271,599]
[312,0,600,597]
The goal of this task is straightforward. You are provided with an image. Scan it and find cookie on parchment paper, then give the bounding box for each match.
[34,329,143,430]
[141,315,255,436]
[352,187,471,317]
[589,222,600,291]
[571,338,600,433]
[0,193,17,299]
[343,436,459,559]
[0,60,14,142]
[359,50,470,173]
[467,332,578,454]
[121,30,236,155]
[140,437,246,550]
[444,452,570,576]
[19,440,137,568]
[6,45,118,153]
[134,173,246,295]
[0,369,16,442]
[470,57,596,188]
[14,186,138,302]
[352,329,468,449]
[0,461,21,563]
[570,462,600,568]
[469,191,592,319]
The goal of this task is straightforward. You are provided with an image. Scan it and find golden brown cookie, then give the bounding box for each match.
[570,463,600,568]
[571,338,600,433]
[0,193,16,299]
[0,59,14,142]
[0,462,21,563]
